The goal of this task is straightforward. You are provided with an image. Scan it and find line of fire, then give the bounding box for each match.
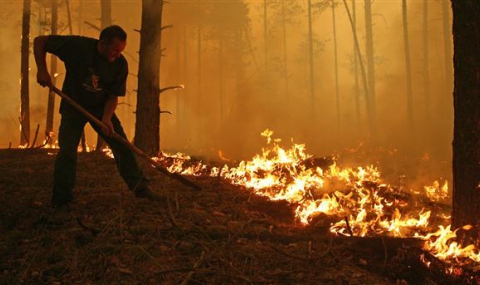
[2,0,480,284]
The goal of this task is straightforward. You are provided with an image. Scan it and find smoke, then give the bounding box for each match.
[2,1,453,185]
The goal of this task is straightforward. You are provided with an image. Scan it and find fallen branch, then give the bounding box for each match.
[30,124,40,148]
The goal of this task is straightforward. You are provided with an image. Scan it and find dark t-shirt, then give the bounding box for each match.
[45,35,128,113]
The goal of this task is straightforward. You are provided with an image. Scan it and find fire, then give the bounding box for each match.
[424,180,449,201]
[416,225,480,263]
[156,129,479,269]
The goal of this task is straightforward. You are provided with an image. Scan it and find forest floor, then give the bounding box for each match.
[0,147,471,285]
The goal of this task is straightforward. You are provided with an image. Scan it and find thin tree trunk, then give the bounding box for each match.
[343,0,371,133]
[281,0,289,101]
[46,0,58,142]
[174,26,187,145]
[451,0,480,234]
[78,0,87,151]
[78,1,88,149]
[423,0,430,122]
[37,4,45,35]
[196,24,202,146]
[182,25,188,143]
[175,27,181,134]
[364,0,376,136]
[65,0,72,34]
[402,0,414,130]
[78,0,83,34]
[307,0,315,119]
[134,0,164,156]
[96,0,112,151]
[442,0,453,103]
[20,0,31,146]
[264,0,269,76]
[101,0,112,28]
[352,0,360,128]
[219,36,225,121]
[197,25,202,112]
[332,0,340,127]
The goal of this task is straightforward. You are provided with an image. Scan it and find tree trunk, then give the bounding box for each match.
[37,4,46,35]
[197,25,202,112]
[175,27,181,136]
[77,0,87,151]
[352,0,360,128]
[175,26,186,145]
[65,0,73,34]
[442,0,453,104]
[451,0,480,231]
[219,36,225,121]
[134,0,163,156]
[20,0,31,146]
[364,0,376,135]
[402,0,414,130]
[307,0,315,119]
[182,25,188,143]
[197,24,203,106]
[332,0,340,127]
[101,0,112,28]
[281,0,289,101]
[423,0,430,123]
[78,0,83,34]
[196,24,203,146]
[46,0,58,142]
[264,0,269,76]
[343,0,371,133]
[96,0,112,152]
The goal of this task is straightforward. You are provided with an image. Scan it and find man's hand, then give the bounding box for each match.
[37,70,52,88]
[101,118,114,137]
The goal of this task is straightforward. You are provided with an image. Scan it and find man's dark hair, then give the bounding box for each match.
[99,25,127,42]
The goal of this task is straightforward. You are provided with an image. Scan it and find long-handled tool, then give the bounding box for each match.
[51,85,201,191]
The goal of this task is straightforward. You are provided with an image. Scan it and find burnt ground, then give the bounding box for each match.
[0,148,469,285]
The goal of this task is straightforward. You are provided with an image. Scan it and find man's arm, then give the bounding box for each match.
[33,36,52,88]
[101,96,118,137]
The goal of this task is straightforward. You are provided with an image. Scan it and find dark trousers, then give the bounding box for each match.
[52,109,149,206]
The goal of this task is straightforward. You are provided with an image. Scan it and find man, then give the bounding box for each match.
[34,25,163,214]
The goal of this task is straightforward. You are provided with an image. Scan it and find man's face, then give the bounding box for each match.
[100,38,126,62]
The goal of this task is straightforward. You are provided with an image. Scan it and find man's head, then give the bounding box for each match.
[98,25,127,62]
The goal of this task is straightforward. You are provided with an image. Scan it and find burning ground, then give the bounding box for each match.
[0,132,479,284]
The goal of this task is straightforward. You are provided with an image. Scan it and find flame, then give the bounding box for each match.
[159,130,437,234]
[152,129,480,269]
[32,128,474,271]
[417,225,480,263]
[424,180,449,201]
